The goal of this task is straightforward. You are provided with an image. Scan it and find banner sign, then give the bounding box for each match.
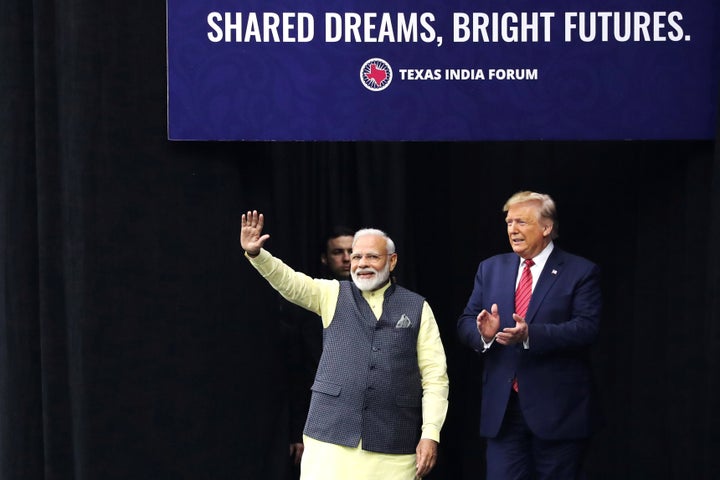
[167,0,720,141]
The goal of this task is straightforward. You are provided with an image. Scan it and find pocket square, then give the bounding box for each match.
[395,314,412,328]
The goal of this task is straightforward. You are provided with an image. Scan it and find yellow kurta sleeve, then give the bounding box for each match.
[417,302,450,443]
[246,248,339,327]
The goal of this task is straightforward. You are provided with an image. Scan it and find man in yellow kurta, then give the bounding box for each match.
[241,210,449,480]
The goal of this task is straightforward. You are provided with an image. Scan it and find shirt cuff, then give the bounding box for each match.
[245,248,270,263]
[481,335,495,352]
[421,425,441,443]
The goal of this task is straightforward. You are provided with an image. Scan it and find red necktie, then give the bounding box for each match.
[513,258,534,392]
[514,258,535,318]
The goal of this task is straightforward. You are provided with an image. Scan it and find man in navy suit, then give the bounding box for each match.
[457,191,603,480]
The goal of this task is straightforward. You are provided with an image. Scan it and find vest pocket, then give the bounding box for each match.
[311,379,342,397]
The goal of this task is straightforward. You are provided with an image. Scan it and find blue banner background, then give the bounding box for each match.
[167,0,720,140]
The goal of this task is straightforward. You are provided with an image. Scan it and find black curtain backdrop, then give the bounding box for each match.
[2,1,720,479]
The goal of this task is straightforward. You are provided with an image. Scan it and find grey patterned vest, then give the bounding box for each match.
[303,281,425,454]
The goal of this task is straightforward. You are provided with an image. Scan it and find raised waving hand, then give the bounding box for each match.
[240,210,270,256]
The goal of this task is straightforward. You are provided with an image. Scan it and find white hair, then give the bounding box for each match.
[352,228,395,254]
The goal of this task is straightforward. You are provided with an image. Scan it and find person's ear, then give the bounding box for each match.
[388,253,398,271]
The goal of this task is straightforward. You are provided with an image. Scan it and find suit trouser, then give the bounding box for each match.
[485,390,588,480]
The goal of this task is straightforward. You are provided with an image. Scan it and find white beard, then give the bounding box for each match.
[351,261,391,291]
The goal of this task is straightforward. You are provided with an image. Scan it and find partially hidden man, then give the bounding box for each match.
[240,210,449,480]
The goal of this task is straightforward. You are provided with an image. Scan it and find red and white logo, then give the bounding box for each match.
[360,58,392,92]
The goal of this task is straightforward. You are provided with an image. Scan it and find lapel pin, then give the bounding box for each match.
[551,269,558,275]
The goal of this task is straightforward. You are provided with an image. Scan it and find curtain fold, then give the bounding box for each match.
[1,0,719,478]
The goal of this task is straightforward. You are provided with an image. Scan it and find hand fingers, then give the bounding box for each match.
[415,443,437,478]
[242,210,263,228]
[416,458,436,477]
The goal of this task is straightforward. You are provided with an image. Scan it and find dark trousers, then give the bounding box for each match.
[486,390,588,480]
